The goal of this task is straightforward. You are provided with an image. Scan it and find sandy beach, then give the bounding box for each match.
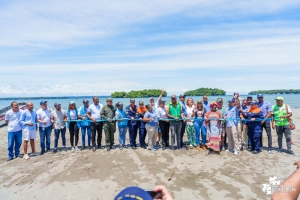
[0,111,299,200]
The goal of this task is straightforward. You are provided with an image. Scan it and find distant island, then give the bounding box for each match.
[111,89,167,98]
[248,89,300,95]
[184,88,226,96]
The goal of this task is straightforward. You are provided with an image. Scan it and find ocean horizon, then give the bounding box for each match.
[1,94,299,110]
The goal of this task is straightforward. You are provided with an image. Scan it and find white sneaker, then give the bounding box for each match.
[71,147,75,152]
[268,150,272,154]
[234,151,240,155]
[221,146,225,151]
[151,148,156,152]
[75,146,79,150]
[225,149,234,153]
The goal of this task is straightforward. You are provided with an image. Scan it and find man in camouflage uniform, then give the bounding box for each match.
[101,98,116,151]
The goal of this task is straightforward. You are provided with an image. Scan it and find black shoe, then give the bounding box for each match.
[47,148,51,152]
[287,150,294,155]
[92,146,96,152]
[107,146,111,151]
[64,147,68,151]
[7,157,13,162]
[162,146,166,151]
[39,150,45,155]
[110,145,114,149]
[53,149,57,154]
[88,145,92,149]
[252,150,259,154]
[97,145,102,149]
[123,145,128,149]
[81,146,86,151]
[131,146,136,150]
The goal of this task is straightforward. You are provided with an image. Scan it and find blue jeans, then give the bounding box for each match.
[54,127,66,149]
[39,125,52,151]
[118,126,127,145]
[81,125,91,146]
[8,130,22,158]
[194,121,206,145]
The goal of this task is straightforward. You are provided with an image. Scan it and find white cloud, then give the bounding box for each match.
[0,0,299,48]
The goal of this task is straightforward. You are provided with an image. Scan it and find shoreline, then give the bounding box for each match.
[0,111,299,199]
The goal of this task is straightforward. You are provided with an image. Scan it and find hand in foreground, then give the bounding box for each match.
[153,185,173,200]
[294,160,300,168]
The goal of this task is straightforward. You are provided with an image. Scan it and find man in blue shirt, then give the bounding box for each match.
[179,94,187,149]
[79,99,91,150]
[224,93,240,155]
[203,95,210,112]
[20,102,38,160]
[257,94,273,154]
[126,98,138,150]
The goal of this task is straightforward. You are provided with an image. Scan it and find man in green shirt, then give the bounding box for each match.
[271,96,293,154]
[101,98,117,151]
[166,95,186,150]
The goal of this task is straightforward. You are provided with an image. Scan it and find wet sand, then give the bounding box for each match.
[0,110,300,199]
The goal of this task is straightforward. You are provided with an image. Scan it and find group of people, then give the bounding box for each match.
[4,89,294,162]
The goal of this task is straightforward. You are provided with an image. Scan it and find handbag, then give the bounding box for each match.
[285,104,295,130]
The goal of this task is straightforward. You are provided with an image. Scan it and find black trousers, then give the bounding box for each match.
[260,122,272,149]
[69,122,79,147]
[160,121,170,147]
[180,121,186,147]
[91,122,103,147]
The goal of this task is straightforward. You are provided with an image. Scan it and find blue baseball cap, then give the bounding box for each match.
[130,98,135,102]
[228,98,236,103]
[114,186,152,200]
[40,100,47,105]
[54,103,61,107]
[251,100,258,105]
[257,94,264,98]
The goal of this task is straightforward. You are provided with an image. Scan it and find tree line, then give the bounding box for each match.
[111,89,167,98]
[184,88,226,96]
[249,89,300,95]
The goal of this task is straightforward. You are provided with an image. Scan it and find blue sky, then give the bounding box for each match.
[0,0,300,97]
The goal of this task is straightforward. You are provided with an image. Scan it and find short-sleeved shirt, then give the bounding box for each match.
[180,101,187,117]
[186,105,195,125]
[217,107,226,125]
[5,109,22,132]
[87,103,103,120]
[224,106,239,127]
[51,109,67,129]
[203,102,211,112]
[239,106,249,124]
[79,106,91,127]
[272,104,292,126]
[258,101,272,121]
[144,110,159,127]
[156,107,167,119]
[20,109,37,131]
[36,108,52,128]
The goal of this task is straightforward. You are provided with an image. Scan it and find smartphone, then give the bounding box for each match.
[145,189,162,199]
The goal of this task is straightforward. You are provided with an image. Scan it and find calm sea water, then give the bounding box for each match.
[0,94,299,110]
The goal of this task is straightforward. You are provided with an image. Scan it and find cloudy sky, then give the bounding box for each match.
[0,0,300,97]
